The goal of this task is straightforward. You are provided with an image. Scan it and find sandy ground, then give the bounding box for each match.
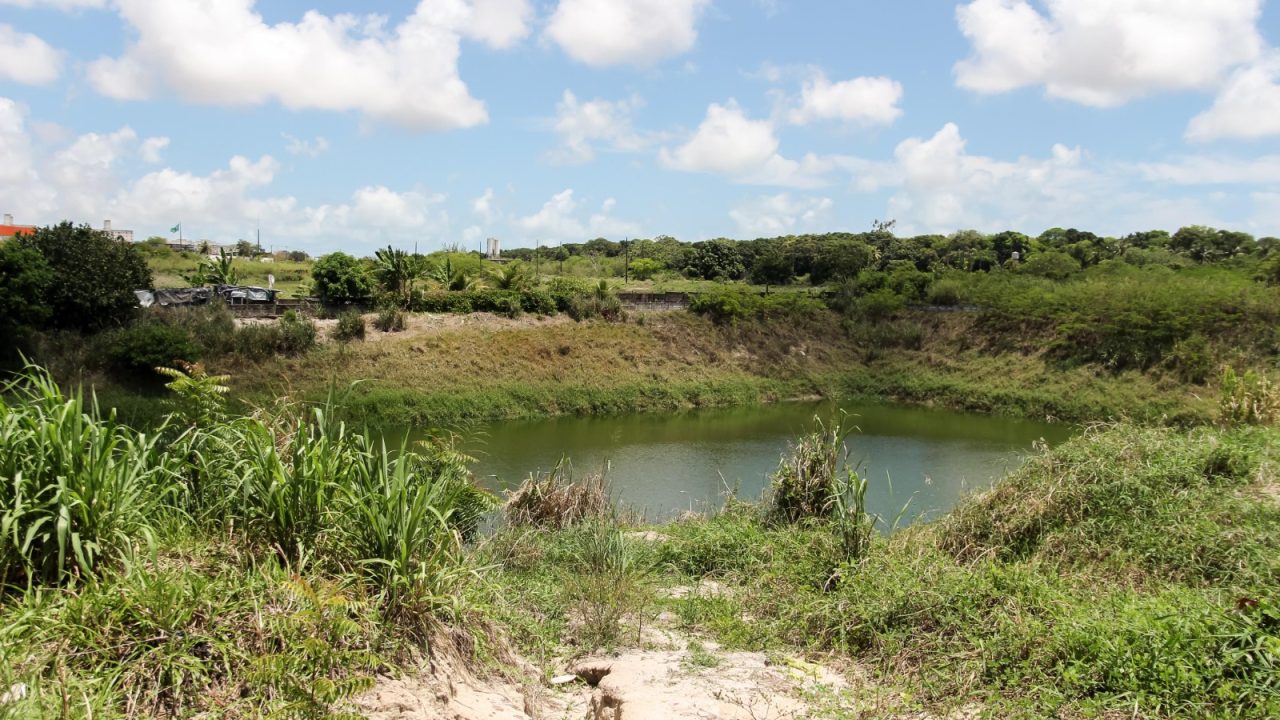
[353,581,980,720]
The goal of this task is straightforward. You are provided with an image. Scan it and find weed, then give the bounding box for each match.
[504,460,611,529]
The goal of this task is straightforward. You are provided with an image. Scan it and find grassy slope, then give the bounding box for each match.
[213,309,1214,429]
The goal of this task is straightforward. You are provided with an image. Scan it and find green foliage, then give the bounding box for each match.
[15,222,152,331]
[858,288,906,320]
[0,366,178,586]
[1166,332,1214,384]
[684,239,746,281]
[484,261,534,291]
[1020,250,1080,280]
[250,578,379,720]
[0,240,53,340]
[688,287,823,325]
[331,311,366,343]
[560,523,653,650]
[768,416,849,524]
[198,249,239,286]
[311,252,372,303]
[925,277,964,306]
[102,321,202,375]
[1220,367,1280,426]
[628,257,664,281]
[810,238,875,284]
[155,361,231,429]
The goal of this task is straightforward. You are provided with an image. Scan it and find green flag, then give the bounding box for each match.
[170,223,180,233]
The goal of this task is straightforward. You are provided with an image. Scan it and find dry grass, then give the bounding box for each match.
[503,460,612,529]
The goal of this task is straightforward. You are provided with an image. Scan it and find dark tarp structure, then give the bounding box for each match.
[214,285,278,304]
[133,287,214,308]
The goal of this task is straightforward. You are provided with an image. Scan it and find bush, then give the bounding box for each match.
[1220,367,1280,426]
[103,322,202,374]
[859,288,906,320]
[1166,333,1214,384]
[331,311,366,343]
[148,305,237,357]
[235,311,317,360]
[504,460,611,529]
[311,252,372,303]
[926,278,964,306]
[373,306,406,332]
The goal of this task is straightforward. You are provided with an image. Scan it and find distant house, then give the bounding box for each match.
[98,219,134,243]
[0,214,35,240]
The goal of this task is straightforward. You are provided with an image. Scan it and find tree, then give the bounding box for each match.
[628,257,664,281]
[1020,251,1080,280]
[15,222,152,330]
[373,246,425,306]
[311,252,372,302]
[684,239,746,281]
[235,239,259,257]
[811,238,874,284]
[0,241,54,342]
[750,248,793,286]
[205,249,239,285]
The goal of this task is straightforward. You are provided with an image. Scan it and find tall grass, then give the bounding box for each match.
[0,365,179,586]
[503,459,611,529]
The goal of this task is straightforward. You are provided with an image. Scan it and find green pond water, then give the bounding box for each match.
[402,401,1076,526]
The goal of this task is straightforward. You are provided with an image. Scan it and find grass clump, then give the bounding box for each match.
[373,306,407,332]
[1220,366,1280,426]
[503,459,611,529]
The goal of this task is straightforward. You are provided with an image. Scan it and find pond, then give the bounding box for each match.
[402,401,1076,527]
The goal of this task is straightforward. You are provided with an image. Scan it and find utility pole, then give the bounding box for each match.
[623,237,631,284]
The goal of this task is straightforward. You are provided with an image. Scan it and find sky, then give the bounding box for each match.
[2,0,1280,254]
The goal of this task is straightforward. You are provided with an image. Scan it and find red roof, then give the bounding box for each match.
[0,224,35,237]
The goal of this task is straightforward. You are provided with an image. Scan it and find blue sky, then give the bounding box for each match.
[2,0,1280,254]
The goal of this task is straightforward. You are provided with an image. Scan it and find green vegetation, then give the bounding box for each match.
[485,421,1280,718]
[0,365,495,717]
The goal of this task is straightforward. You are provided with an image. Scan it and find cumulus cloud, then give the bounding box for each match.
[86,0,531,130]
[283,134,330,157]
[787,71,903,126]
[516,189,640,241]
[867,123,1102,233]
[659,101,779,175]
[954,0,1264,107]
[0,24,63,85]
[1187,54,1280,141]
[0,97,452,251]
[546,0,710,67]
[140,136,170,164]
[658,100,845,188]
[550,90,653,163]
[729,193,833,236]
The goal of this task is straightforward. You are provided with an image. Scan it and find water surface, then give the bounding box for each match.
[413,401,1075,526]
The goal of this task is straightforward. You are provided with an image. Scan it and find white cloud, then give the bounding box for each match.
[140,136,170,164]
[0,24,63,85]
[1136,154,1280,185]
[283,134,330,157]
[0,97,453,251]
[954,0,1264,107]
[464,0,533,49]
[0,0,104,8]
[472,187,497,222]
[516,189,639,241]
[1187,53,1280,141]
[867,122,1103,233]
[787,71,903,126]
[659,101,779,175]
[729,193,833,237]
[546,0,710,67]
[551,90,650,163]
[86,0,529,130]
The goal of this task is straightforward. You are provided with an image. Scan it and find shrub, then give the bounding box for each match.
[311,252,372,303]
[768,416,849,524]
[103,322,201,375]
[149,305,237,357]
[926,278,964,306]
[859,288,906,320]
[234,312,316,360]
[373,306,406,332]
[1166,333,1214,384]
[331,311,366,343]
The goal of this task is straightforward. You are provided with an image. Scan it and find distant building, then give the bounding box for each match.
[98,219,134,243]
[0,213,35,240]
[486,237,501,259]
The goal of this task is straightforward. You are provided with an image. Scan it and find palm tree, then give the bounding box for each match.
[484,262,533,291]
[426,257,478,292]
[204,249,238,285]
[373,246,425,306]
